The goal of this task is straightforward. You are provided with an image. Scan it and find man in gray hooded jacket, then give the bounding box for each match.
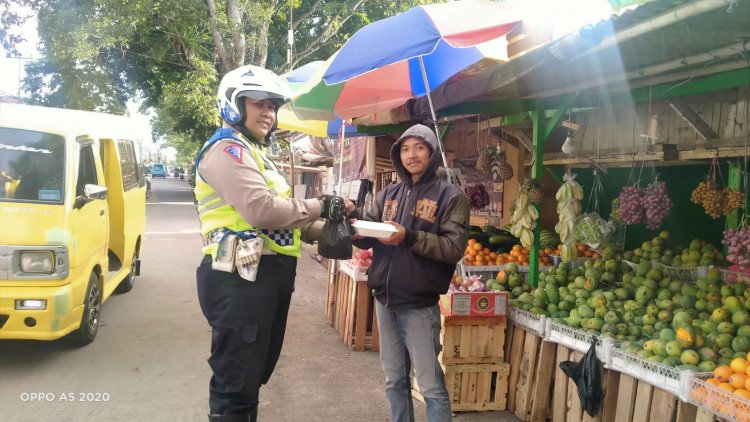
[354,124,469,421]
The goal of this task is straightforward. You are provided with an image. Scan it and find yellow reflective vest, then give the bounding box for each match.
[195,128,301,258]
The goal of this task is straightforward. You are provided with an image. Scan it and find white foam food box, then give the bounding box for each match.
[351,220,398,239]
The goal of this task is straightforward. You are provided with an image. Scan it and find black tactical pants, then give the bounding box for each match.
[196,253,297,416]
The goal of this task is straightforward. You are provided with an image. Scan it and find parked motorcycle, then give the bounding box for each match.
[145,175,152,198]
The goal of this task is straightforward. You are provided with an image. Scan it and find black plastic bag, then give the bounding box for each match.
[559,339,603,417]
[318,219,352,259]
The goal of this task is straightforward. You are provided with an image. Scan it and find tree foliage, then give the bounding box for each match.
[16,0,433,162]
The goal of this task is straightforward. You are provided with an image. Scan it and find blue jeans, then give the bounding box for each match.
[375,300,452,422]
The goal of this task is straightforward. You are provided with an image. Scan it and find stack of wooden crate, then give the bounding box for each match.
[413,316,509,412]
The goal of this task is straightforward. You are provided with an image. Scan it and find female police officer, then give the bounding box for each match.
[195,65,354,422]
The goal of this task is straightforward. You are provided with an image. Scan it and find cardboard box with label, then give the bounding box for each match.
[439,291,508,317]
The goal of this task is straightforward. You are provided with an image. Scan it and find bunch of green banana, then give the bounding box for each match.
[555,177,584,262]
[510,191,539,248]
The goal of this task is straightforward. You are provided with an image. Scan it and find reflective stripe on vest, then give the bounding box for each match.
[194,128,301,258]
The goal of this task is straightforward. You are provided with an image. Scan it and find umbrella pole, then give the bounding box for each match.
[418,57,453,182]
[337,122,345,194]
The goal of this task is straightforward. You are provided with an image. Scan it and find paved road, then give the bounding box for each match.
[0,176,518,422]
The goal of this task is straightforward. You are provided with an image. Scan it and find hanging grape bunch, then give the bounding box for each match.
[642,180,672,230]
[618,185,644,225]
[465,183,490,210]
[722,227,750,269]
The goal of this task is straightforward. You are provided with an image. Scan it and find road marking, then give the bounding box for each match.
[147,202,196,205]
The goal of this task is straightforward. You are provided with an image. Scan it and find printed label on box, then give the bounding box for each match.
[494,294,507,315]
[452,294,471,315]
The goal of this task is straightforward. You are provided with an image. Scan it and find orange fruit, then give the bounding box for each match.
[473,243,482,251]
[718,382,735,393]
[730,373,748,390]
[745,375,750,391]
[734,389,750,400]
[706,377,721,387]
[715,365,734,382]
[731,358,749,374]
[468,239,477,246]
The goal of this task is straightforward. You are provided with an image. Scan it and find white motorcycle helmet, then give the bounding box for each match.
[217,64,293,142]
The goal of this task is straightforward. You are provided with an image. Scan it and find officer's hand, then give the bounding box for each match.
[320,195,346,221]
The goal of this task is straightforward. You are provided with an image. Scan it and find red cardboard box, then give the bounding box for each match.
[439,291,508,317]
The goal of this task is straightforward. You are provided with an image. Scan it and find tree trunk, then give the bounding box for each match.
[206,0,231,74]
[227,0,245,70]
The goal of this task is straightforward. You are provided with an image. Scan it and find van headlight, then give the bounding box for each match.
[20,251,55,273]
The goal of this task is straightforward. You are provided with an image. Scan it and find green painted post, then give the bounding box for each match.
[529,111,545,287]
[726,162,741,230]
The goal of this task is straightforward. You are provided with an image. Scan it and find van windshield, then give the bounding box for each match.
[0,127,66,203]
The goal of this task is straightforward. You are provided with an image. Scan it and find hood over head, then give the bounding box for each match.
[390,124,441,187]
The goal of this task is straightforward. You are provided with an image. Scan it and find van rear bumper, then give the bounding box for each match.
[0,284,83,340]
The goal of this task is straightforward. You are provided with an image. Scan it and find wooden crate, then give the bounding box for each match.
[504,323,557,422]
[413,362,510,412]
[325,261,379,352]
[440,316,506,365]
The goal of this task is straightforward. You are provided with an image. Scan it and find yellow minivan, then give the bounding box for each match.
[0,103,147,346]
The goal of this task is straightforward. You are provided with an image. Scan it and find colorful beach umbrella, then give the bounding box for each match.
[291,0,521,122]
[278,60,373,138]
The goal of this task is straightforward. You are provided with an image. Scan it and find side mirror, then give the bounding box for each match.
[84,184,108,200]
[74,184,108,209]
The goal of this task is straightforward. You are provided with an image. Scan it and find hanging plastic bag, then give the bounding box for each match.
[559,339,603,417]
[571,212,614,250]
[318,219,353,259]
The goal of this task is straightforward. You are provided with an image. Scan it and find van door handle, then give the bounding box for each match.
[100,209,105,216]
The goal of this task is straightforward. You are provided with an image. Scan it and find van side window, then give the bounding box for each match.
[117,139,139,191]
[77,144,99,196]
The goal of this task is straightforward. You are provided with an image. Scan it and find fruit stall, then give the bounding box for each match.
[315,2,750,420]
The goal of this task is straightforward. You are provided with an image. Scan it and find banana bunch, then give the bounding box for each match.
[555,177,584,262]
[510,192,539,248]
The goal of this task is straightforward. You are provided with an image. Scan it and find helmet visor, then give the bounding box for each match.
[238,91,288,109]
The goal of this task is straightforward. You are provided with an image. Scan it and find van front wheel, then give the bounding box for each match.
[115,251,137,294]
[68,272,101,347]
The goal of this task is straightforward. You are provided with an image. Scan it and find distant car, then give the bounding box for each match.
[151,163,166,178]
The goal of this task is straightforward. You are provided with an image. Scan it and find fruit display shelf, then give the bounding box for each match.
[508,306,547,337]
[687,372,750,422]
[721,268,750,286]
[654,262,708,283]
[543,319,613,362]
[458,259,549,282]
[608,346,709,400]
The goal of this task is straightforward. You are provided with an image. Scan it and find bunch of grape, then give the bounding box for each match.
[642,181,672,230]
[722,226,750,269]
[465,184,490,210]
[618,186,644,225]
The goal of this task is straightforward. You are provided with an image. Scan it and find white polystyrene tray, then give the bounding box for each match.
[351,220,398,238]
